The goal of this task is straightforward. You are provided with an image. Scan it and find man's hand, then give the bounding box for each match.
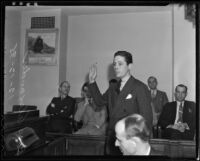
[173,122,188,132]
[166,124,174,128]
[89,63,97,83]
[182,123,190,130]
[167,123,186,132]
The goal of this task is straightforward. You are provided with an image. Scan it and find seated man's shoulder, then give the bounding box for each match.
[186,100,196,105]
[162,101,176,110]
[51,97,60,102]
[66,95,76,102]
[158,90,167,95]
[164,101,174,106]
[185,100,196,109]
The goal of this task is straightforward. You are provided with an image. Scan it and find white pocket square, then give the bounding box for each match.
[126,94,132,99]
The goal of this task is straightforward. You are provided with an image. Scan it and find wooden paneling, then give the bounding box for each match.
[150,139,196,158]
[44,137,66,156]
[46,133,106,155]
[46,133,196,157]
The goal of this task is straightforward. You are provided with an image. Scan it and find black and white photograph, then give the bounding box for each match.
[2,1,199,160]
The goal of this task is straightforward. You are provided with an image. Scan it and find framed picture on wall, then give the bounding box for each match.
[24,28,58,65]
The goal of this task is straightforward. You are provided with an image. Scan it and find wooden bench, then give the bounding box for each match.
[46,132,196,157]
[150,139,196,158]
[46,132,107,155]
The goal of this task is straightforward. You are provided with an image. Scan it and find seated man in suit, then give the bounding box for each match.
[115,113,162,155]
[158,84,196,140]
[46,81,76,133]
[147,76,169,137]
[74,82,107,135]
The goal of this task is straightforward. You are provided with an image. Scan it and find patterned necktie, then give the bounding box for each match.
[151,90,156,98]
[177,102,183,123]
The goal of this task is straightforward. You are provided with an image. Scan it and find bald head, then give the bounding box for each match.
[115,119,126,136]
[115,114,150,141]
[115,114,151,155]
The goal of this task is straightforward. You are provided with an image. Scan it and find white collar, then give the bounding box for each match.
[120,75,130,90]
[138,144,151,155]
[176,101,185,106]
[146,145,151,155]
[121,75,130,84]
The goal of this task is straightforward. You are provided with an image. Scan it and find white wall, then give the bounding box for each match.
[173,5,196,101]
[67,11,173,100]
[4,9,21,113]
[19,9,61,116]
[4,5,196,115]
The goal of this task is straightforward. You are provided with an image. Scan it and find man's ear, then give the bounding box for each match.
[125,137,138,154]
[128,63,132,70]
[130,136,140,145]
[128,139,136,148]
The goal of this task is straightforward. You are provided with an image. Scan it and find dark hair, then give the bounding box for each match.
[147,76,157,83]
[109,78,118,84]
[81,82,89,91]
[175,84,188,93]
[124,114,150,142]
[114,51,133,65]
[81,82,92,98]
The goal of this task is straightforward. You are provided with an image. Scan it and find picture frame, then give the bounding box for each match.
[24,28,58,65]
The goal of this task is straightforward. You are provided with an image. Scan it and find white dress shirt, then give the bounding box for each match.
[151,89,157,98]
[120,75,130,91]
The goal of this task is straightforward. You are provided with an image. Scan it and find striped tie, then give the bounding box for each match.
[177,102,183,123]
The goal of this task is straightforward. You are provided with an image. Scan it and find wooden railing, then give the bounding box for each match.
[46,132,196,157]
[150,139,196,158]
[46,132,106,155]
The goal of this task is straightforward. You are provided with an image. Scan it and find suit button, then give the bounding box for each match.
[123,109,126,112]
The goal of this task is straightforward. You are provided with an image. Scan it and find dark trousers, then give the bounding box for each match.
[162,128,194,140]
[105,129,122,155]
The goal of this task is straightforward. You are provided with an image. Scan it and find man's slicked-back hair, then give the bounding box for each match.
[114,51,133,65]
[124,114,150,142]
[147,76,157,84]
[175,84,188,93]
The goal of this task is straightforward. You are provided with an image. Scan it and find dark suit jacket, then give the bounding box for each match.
[88,76,152,130]
[46,96,76,118]
[150,90,168,114]
[46,96,76,133]
[158,101,196,139]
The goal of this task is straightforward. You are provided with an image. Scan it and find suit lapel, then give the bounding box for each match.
[112,76,134,115]
[183,101,189,122]
[171,102,177,123]
[156,90,161,98]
